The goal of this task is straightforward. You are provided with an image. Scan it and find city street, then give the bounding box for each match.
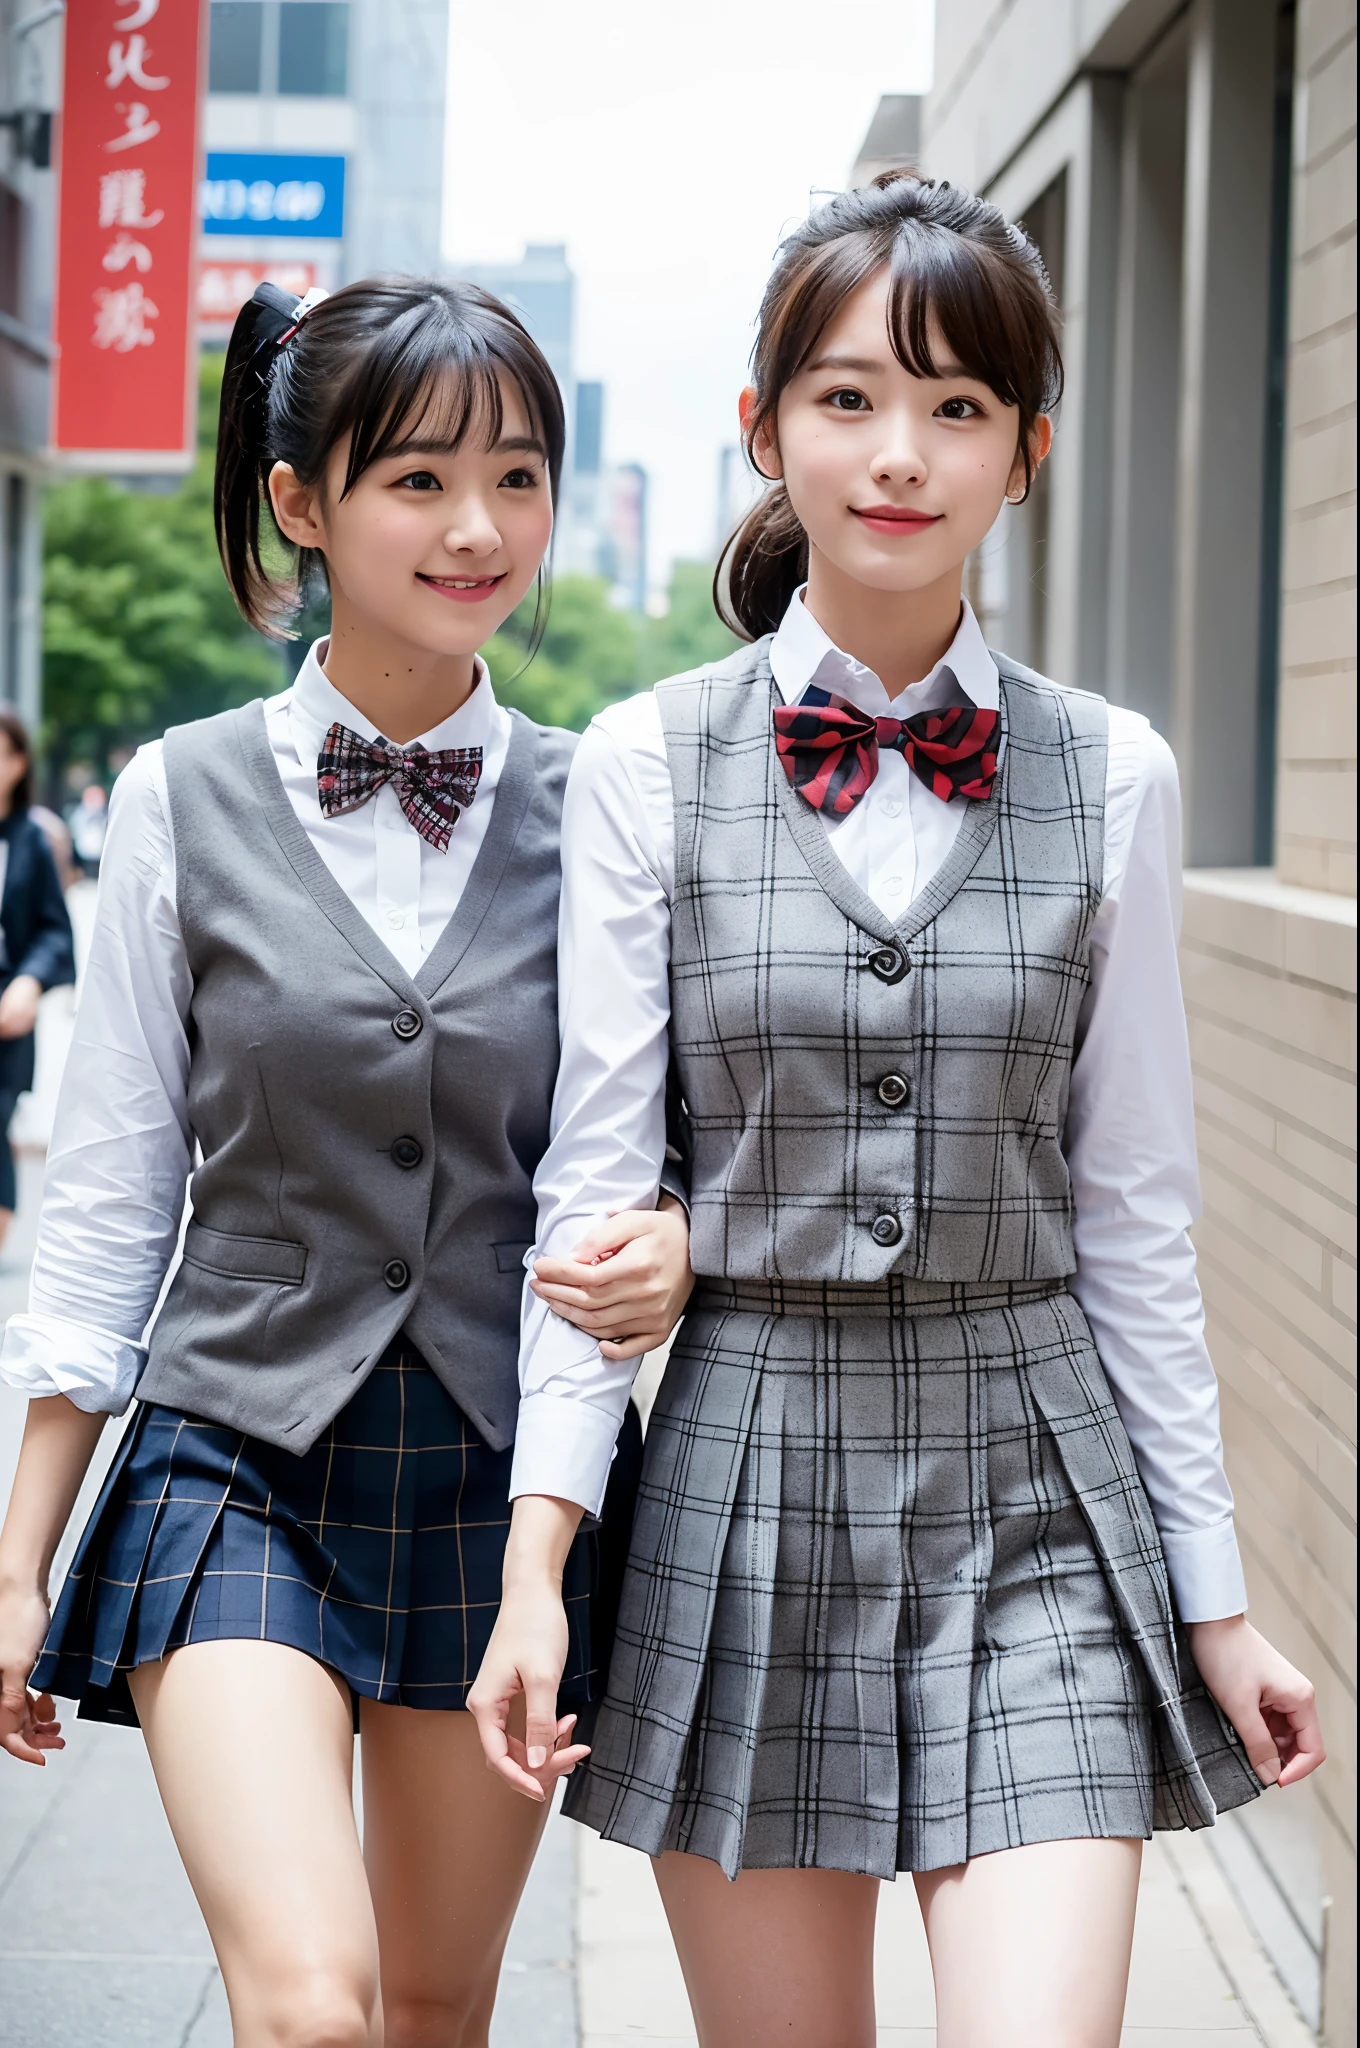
[0,1141,1318,2047]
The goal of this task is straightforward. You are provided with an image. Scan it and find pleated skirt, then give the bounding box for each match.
[563,1278,1260,1880]
[36,1339,641,1728]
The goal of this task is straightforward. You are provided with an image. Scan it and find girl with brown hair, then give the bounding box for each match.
[470,174,1325,2045]
[0,277,692,2047]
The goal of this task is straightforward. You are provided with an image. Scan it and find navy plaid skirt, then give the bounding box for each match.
[34,1339,641,1728]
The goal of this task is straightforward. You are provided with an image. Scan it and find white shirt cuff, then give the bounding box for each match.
[0,1311,144,1414]
[509,1391,622,1519]
[1160,1519,1248,1623]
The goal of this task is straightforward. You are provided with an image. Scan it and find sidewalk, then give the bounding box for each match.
[0,1149,1318,2046]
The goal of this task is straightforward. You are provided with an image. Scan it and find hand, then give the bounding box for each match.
[467,1577,590,1802]
[530,1195,694,1360]
[1187,1615,1325,1788]
[0,1578,63,1766]
[0,975,41,1041]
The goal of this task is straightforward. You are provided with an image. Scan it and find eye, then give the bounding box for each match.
[936,396,983,421]
[499,466,540,490]
[825,388,871,412]
[396,469,442,491]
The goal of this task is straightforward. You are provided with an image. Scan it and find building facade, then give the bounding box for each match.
[921,5,1356,2038]
[201,0,448,337]
[0,0,59,727]
[457,243,650,606]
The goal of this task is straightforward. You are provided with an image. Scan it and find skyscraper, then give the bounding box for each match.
[199,0,448,335]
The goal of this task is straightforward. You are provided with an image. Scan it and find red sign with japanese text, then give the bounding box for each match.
[51,1,207,467]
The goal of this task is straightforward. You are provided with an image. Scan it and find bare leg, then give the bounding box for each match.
[0,1208,12,1255]
[360,1701,552,2048]
[130,1641,381,2048]
[652,1850,879,2048]
[915,1836,1143,2048]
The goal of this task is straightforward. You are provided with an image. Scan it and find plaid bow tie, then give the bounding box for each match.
[316,722,483,853]
[773,686,1000,818]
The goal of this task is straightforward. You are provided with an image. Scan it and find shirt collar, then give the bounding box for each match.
[767,588,998,718]
[286,638,496,771]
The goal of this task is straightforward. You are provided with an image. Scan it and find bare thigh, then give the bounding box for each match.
[130,1639,379,2048]
[359,1700,552,2048]
[652,1850,879,2048]
[915,1836,1143,2048]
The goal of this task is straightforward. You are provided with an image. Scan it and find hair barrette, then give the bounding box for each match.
[275,285,331,348]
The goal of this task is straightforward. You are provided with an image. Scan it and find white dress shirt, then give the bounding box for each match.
[0,642,510,1415]
[513,593,1248,1625]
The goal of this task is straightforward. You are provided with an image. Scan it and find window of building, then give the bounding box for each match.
[278,4,349,97]
[209,2,349,98]
[208,3,264,94]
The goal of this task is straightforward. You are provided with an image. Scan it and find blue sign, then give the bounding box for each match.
[201,152,345,240]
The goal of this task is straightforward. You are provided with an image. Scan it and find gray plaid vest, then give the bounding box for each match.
[657,639,1107,1284]
[137,701,572,1454]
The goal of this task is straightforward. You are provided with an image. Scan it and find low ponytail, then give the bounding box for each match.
[214,282,306,636]
[715,169,1062,644]
[715,482,807,642]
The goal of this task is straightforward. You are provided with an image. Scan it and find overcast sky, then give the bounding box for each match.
[442,0,934,589]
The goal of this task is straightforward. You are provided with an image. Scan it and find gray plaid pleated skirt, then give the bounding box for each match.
[563,1278,1260,1880]
[36,1339,640,1729]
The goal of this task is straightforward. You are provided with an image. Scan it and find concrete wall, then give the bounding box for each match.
[926,1,1357,2037]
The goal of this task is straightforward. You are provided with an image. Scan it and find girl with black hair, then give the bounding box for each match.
[470,176,1325,2045]
[0,276,693,2047]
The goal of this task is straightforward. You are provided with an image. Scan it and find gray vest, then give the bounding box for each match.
[137,701,573,1454]
[658,639,1107,1284]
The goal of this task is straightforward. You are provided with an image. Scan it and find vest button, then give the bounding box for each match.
[390,1136,423,1169]
[392,1008,423,1040]
[383,1258,411,1291]
[870,1213,903,1248]
[876,1073,910,1109]
[867,947,909,984]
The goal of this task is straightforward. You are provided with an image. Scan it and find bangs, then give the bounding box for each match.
[332,290,561,500]
[884,222,1063,413]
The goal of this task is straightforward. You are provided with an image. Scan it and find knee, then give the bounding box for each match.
[382,1992,489,2048]
[256,1975,378,2048]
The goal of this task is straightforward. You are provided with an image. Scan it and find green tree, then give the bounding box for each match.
[484,574,641,731]
[41,353,281,789]
[639,560,739,683]
[484,561,738,733]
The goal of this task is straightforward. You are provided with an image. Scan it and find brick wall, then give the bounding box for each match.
[1182,871,1356,2042]
[1275,0,1357,894]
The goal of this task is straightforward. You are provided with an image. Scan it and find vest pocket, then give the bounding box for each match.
[493,1241,534,1274]
[182,1222,308,1285]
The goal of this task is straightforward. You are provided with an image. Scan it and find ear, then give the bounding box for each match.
[740,385,783,483]
[1007,414,1053,501]
[268,461,326,551]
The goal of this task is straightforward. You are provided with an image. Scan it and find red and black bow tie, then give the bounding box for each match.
[316,722,482,853]
[772,685,1000,818]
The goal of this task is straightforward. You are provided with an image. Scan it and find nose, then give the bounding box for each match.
[440,490,502,559]
[870,407,928,488]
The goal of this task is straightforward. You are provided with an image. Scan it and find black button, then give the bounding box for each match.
[392,1008,423,1040]
[383,1258,411,1291]
[867,947,909,985]
[876,1073,910,1109]
[390,1136,423,1169]
[870,1213,903,1248]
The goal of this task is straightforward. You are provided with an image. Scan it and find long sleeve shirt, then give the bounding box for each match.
[0,642,510,1414]
[512,593,1248,1625]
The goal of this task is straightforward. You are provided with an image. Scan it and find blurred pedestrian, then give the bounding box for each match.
[26,806,80,897]
[0,711,76,1255]
[66,782,108,878]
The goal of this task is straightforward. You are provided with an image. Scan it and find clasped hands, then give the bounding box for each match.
[528,1190,694,1358]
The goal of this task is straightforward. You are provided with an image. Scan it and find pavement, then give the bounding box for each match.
[0,1118,1320,2046]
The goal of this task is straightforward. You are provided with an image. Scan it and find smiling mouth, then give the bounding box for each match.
[850,507,943,534]
[417,572,507,602]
